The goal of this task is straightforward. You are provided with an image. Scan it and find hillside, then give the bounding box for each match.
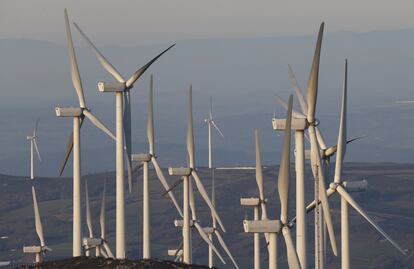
[1,163,413,268]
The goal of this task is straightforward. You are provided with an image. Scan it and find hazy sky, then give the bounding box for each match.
[2,0,414,45]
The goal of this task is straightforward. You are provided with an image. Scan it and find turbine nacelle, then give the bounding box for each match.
[272,117,307,131]
[55,107,83,117]
[329,179,368,193]
[97,81,126,92]
[240,197,262,207]
[243,220,282,234]
[174,219,196,227]
[131,153,151,162]
[168,167,191,177]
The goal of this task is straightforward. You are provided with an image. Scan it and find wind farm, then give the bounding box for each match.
[0,2,414,269]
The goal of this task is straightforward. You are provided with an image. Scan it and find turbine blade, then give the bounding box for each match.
[147,75,155,155]
[336,185,406,255]
[255,130,265,201]
[214,230,240,269]
[100,180,106,239]
[315,127,327,150]
[187,86,195,168]
[100,247,108,258]
[309,126,338,256]
[85,180,93,238]
[123,90,133,194]
[151,158,183,217]
[209,96,213,120]
[102,241,114,258]
[278,95,293,224]
[73,22,125,82]
[174,240,183,258]
[334,59,348,184]
[194,222,226,264]
[282,227,302,269]
[189,177,197,220]
[132,162,143,175]
[34,119,39,137]
[275,95,306,119]
[306,23,324,123]
[125,44,175,87]
[191,171,226,232]
[64,9,86,108]
[32,186,45,247]
[83,110,116,141]
[58,115,85,176]
[288,64,308,115]
[211,120,224,137]
[33,138,42,162]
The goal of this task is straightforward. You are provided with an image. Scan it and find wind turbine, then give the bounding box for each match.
[203,96,225,268]
[167,86,227,264]
[27,119,41,180]
[244,95,301,269]
[83,180,114,258]
[325,60,406,268]
[241,129,272,269]
[56,10,116,257]
[23,186,52,263]
[73,22,175,259]
[130,74,183,259]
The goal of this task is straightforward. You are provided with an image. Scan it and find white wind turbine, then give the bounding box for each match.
[83,180,114,258]
[56,9,116,257]
[244,95,302,269]
[23,186,52,263]
[167,86,227,264]
[203,96,225,268]
[130,74,183,259]
[319,59,406,268]
[27,119,41,180]
[73,22,175,259]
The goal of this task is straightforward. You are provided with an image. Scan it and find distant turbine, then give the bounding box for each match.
[55,9,116,257]
[73,21,174,259]
[27,119,41,180]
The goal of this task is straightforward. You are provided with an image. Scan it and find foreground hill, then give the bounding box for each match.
[1,163,413,268]
[17,257,211,269]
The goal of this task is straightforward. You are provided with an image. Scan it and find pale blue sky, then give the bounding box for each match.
[1,0,414,45]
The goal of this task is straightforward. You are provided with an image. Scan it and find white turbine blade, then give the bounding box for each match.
[100,181,106,239]
[100,247,109,258]
[214,230,240,269]
[32,186,45,247]
[125,44,175,88]
[147,75,155,155]
[151,158,183,217]
[288,64,308,115]
[306,22,324,123]
[282,227,302,269]
[102,241,114,258]
[33,119,39,137]
[187,86,195,168]
[191,171,226,232]
[85,181,93,238]
[189,177,197,220]
[255,130,265,202]
[194,222,226,264]
[33,138,42,162]
[64,9,86,108]
[73,22,125,83]
[58,116,84,176]
[211,120,224,137]
[336,185,406,255]
[209,96,213,120]
[278,95,293,224]
[123,90,133,194]
[309,126,338,256]
[334,59,348,184]
[83,110,116,141]
[275,95,306,119]
[315,127,327,150]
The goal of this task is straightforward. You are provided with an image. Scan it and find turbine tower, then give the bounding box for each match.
[73,22,175,259]
[23,186,52,263]
[27,119,41,180]
[130,74,183,259]
[56,9,116,257]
